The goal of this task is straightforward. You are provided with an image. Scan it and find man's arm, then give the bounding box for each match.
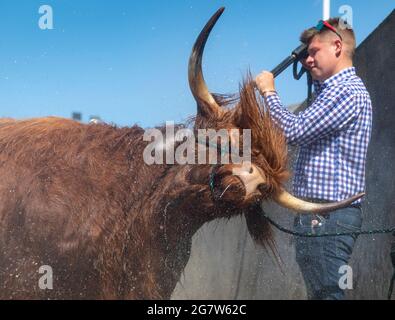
[255,71,359,146]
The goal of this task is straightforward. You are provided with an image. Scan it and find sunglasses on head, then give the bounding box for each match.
[315,20,343,41]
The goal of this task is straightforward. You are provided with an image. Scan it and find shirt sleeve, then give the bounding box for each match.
[265,86,359,146]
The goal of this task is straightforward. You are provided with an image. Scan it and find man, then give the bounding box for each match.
[255,18,372,300]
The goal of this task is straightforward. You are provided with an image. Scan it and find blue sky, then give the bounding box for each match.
[0,0,393,128]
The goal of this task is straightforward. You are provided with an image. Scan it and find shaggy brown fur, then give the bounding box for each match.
[0,76,288,299]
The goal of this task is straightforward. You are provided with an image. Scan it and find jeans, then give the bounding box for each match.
[294,205,362,300]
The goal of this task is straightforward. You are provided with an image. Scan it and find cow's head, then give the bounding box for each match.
[187,7,363,233]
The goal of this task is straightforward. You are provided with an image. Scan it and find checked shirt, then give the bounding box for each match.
[265,67,372,203]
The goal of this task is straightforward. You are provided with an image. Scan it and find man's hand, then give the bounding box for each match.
[255,71,276,97]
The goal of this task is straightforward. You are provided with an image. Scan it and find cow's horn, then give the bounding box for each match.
[273,189,365,214]
[188,7,224,118]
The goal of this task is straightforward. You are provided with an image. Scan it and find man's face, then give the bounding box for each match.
[302,35,341,82]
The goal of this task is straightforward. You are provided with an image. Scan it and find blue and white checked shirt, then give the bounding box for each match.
[266,67,372,203]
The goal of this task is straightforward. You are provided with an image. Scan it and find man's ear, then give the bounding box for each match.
[334,39,343,57]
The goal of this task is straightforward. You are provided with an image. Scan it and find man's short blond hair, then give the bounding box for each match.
[300,18,356,59]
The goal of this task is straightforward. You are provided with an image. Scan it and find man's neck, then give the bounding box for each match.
[332,59,354,77]
[317,61,354,83]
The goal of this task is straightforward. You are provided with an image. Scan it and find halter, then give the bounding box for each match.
[209,164,220,196]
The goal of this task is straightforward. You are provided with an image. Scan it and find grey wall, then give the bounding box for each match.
[172,10,395,300]
[349,9,395,299]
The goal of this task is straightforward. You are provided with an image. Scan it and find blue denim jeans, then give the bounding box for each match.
[294,205,362,300]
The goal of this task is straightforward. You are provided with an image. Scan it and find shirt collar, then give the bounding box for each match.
[313,67,356,94]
